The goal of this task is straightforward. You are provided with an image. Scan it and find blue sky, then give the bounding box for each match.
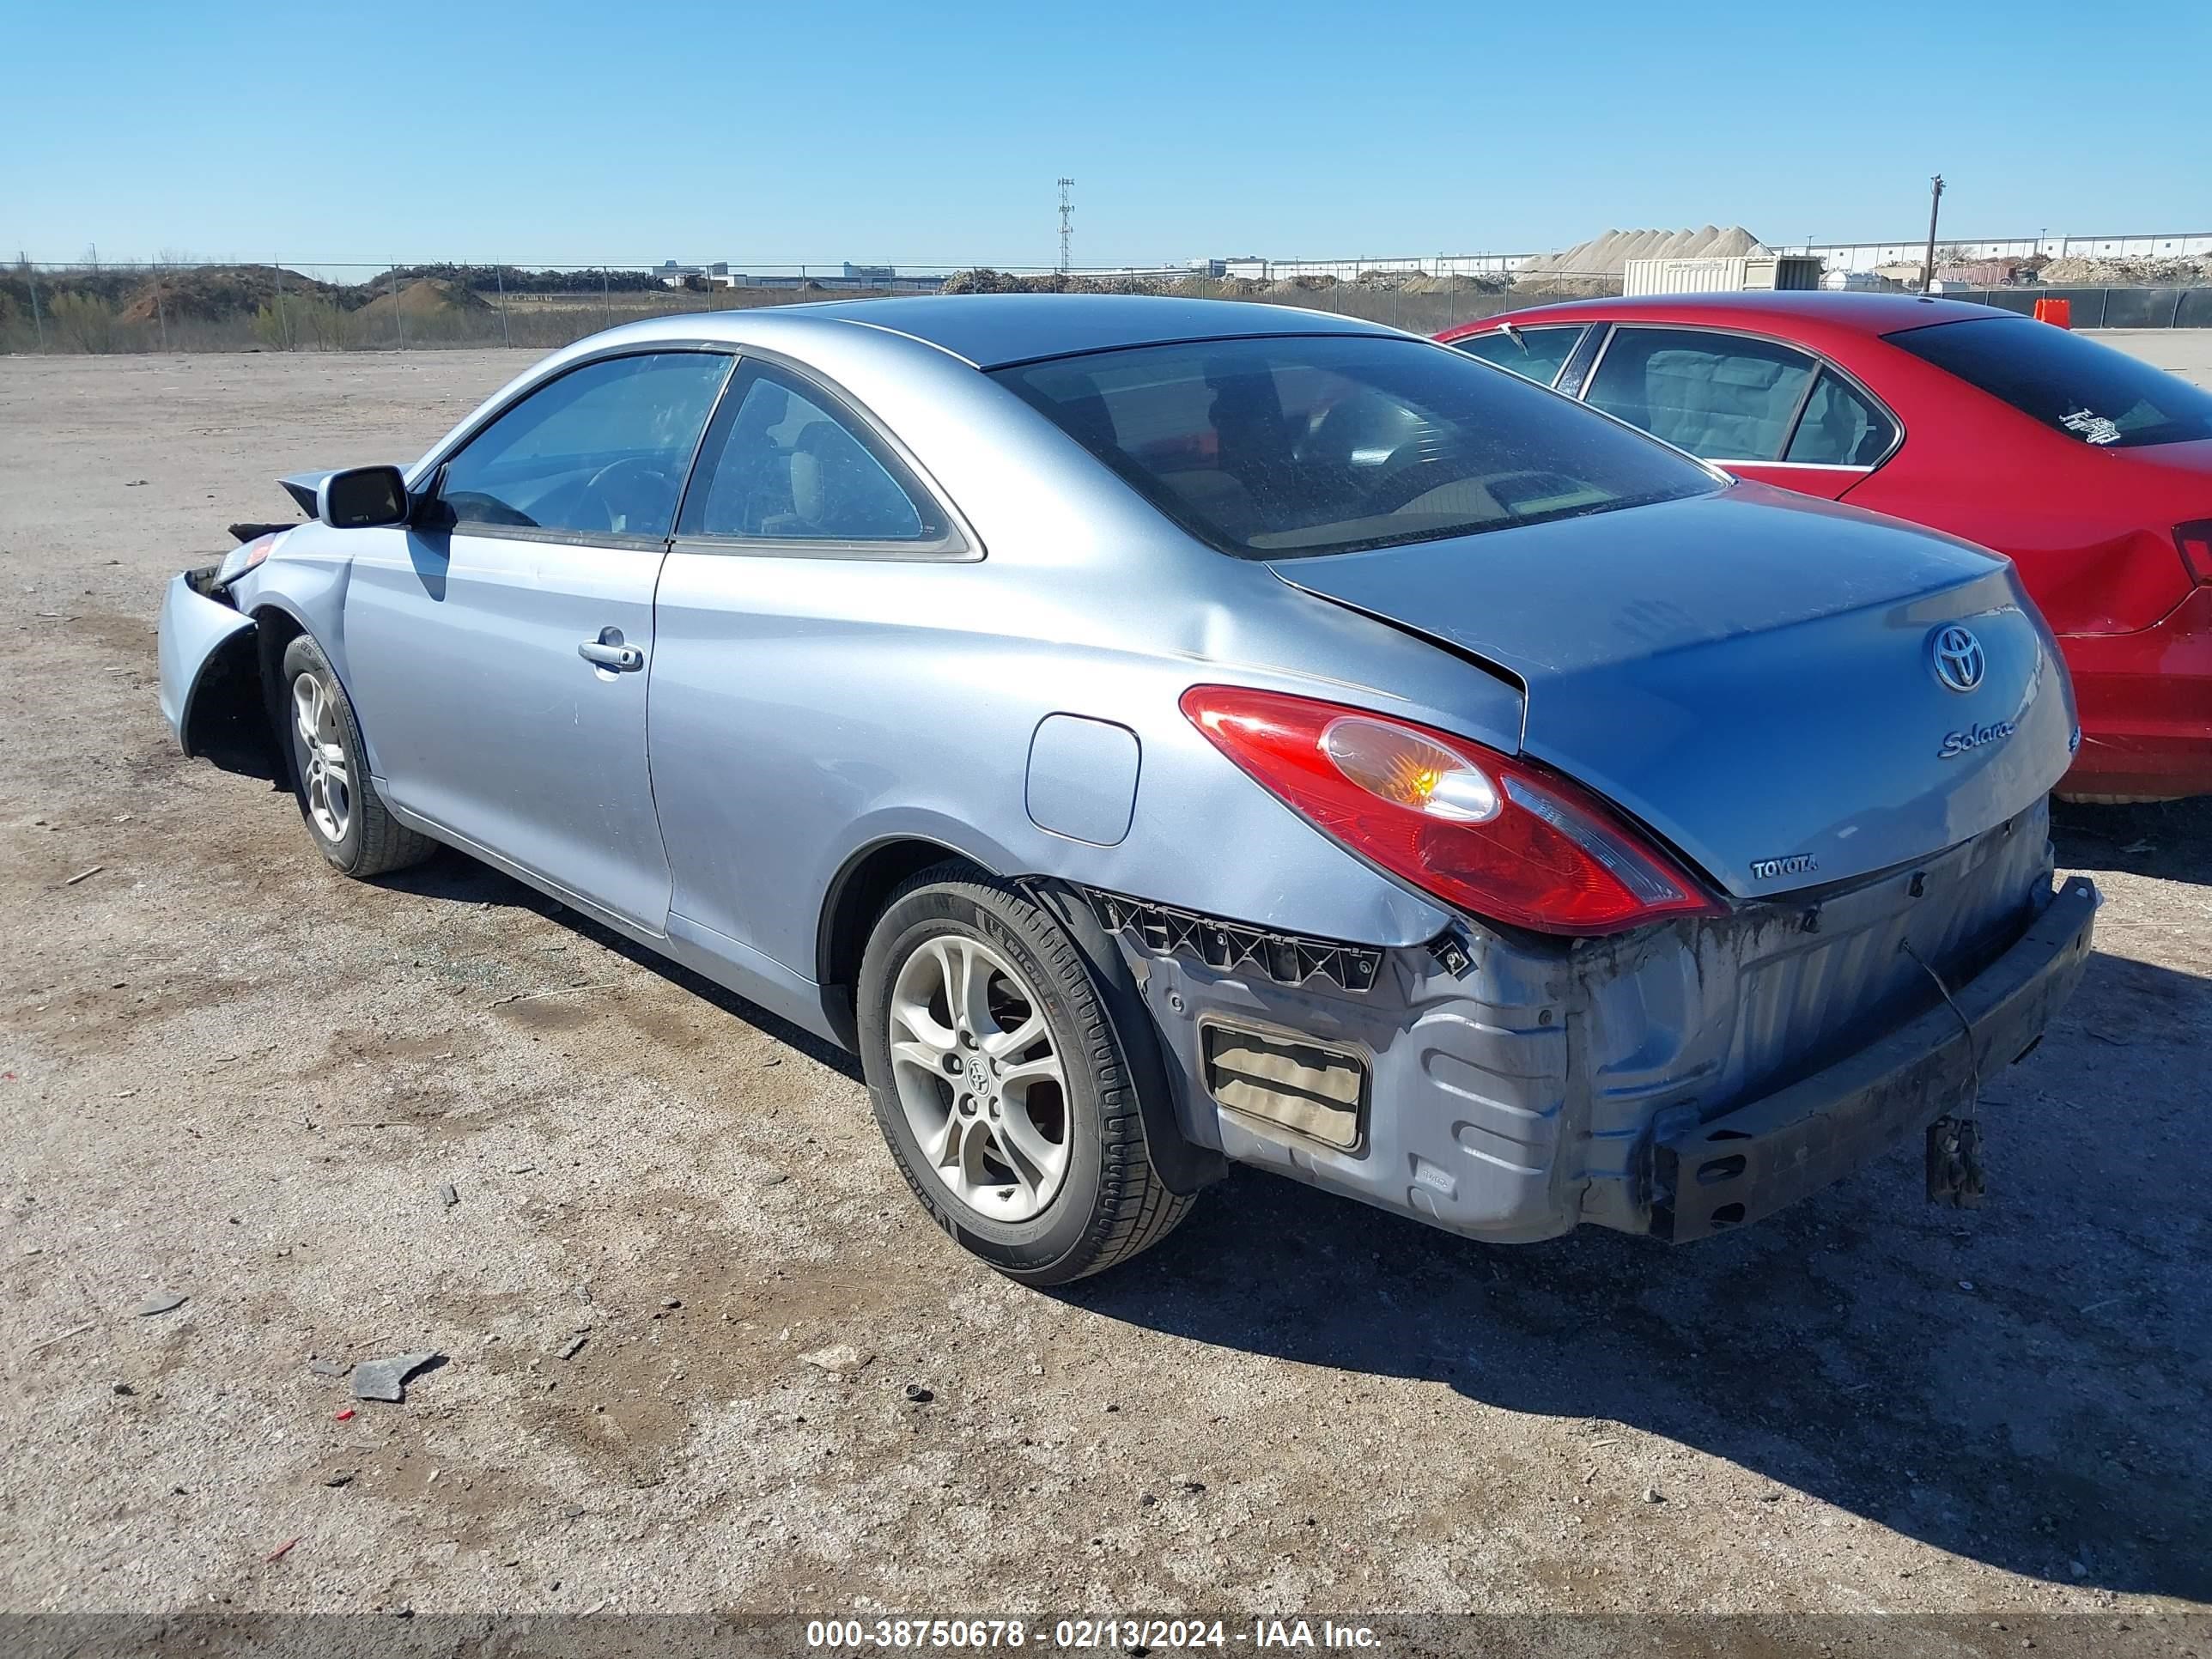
[4,0,2203,270]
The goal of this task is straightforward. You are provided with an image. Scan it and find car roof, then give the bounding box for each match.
[731,293,1398,369]
[804,293,1401,367]
[1443,289,2007,342]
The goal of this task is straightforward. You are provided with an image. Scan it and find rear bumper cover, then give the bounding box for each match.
[1651,874,2100,1241]
[1115,830,2098,1245]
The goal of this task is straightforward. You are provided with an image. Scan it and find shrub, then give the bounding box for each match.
[252,295,355,350]
[51,291,117,352]
[250,301,298,350]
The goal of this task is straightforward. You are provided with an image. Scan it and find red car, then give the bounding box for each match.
[1437,293,2212,799]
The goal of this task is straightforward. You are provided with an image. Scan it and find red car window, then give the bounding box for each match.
[1585,328,1818,463]
[1784,370,1898,466]
[1889,316,2212,449]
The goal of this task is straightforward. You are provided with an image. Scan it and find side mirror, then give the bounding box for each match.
[316,465,410,530]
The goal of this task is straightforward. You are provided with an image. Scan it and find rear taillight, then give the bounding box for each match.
[2177,520,2212,586]
[1181,685,1723,936]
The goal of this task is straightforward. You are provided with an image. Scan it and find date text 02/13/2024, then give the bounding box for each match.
[803,1618,1382,1650]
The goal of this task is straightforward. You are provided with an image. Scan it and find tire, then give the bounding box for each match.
[857,866,1194,1285]
[279,634,435,879]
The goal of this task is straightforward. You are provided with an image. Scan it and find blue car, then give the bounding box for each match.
[158,295,2098,1282]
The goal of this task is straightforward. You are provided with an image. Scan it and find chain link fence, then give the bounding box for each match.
[7,257,2208,356]
[0,258,1574,356]
[1925,284,2212,328]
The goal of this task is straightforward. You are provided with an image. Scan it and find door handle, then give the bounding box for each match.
[578,629,645,672]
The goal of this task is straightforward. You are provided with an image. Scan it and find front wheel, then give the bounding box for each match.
[857,868,1194,1285]
[280,634,434,878]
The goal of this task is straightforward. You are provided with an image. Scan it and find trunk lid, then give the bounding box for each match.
[1271,483,2075,899]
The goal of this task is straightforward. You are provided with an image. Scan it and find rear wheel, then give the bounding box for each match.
[280,634,434,878]
[857,867,1194,1285]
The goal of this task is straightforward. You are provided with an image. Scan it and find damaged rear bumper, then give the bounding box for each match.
[1103,807,2100,1245]
[1652,874,2100,1241]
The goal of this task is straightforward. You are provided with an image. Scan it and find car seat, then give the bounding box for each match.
[698,382,793,535]
[777,418,921,539]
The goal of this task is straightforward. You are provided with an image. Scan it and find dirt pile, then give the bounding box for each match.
[938,267,1513,301]
[940,269,1066,294]
[2039,254,2211,287]
[1400,271,1512,295]
[117,264,346,325]
[941,269,1254,296]
[1518,225,1767,283]
[1328,270,1516,295]
[356,276,491,323]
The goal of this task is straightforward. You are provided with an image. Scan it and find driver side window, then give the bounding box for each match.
[435,351,731,540]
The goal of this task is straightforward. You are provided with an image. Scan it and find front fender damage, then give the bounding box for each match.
[156,568,279,777]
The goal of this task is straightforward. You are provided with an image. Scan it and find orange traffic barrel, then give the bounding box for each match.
[2034,297,2072,328]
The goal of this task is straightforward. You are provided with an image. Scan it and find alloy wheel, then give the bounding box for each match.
[886,933,1070,1222]
[292,674,352,843]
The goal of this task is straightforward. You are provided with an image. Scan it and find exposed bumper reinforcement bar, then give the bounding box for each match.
[1652,875,2101,1242]
[1083,889,1382,993]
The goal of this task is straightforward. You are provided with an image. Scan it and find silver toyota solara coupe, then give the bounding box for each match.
[158,295,2100,1283]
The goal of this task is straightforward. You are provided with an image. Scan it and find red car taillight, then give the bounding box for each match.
[1180,685,1723,937]
[2177,520,2212,586]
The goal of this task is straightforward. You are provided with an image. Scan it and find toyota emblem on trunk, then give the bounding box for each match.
[1929,625,1985,693]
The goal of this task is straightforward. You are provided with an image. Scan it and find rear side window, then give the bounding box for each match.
[1449,325,1585,387]
[678,364,949,546]
[1585,328,1816,461]
[435,351,731,539]
[1888,315,2212,448]
[994,333,1716,562]
[1785,369,1899,465]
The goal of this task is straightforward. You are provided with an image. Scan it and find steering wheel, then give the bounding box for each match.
[574,456,674,536]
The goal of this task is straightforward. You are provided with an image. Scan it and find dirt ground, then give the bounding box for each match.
[2,339,2209,1631]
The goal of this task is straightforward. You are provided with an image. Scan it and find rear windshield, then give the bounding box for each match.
[1888,316,2212,449]
[991,333,1717,560]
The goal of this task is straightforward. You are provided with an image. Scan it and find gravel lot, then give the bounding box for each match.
[2,334,2209,1629]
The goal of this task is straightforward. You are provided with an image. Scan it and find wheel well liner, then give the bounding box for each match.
[248,605,310,771]
[1024,878,1225,1197]
[252,604,307,690]
[179,626,282,777]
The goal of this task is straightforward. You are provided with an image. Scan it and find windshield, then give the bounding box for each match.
[992,333,1718,560]
[1888,316,2212,449]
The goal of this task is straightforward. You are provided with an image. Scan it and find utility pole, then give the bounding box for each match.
[1057,178,1075,275]
[1920,174,1946,296]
